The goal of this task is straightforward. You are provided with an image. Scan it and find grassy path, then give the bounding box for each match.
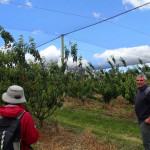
[47,107,143,150]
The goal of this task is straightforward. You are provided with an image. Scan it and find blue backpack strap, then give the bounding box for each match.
[145,87,150,95]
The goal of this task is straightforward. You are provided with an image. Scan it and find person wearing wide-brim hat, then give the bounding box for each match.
[0,85,39,150]
[2,85,27,104]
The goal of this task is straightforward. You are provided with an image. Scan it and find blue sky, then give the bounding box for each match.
[0,0,150,69]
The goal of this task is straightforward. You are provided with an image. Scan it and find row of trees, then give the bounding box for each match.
[0,26,149,127]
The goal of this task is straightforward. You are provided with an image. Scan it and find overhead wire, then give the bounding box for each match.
[7,1,95,20]
[36,1,150,48]
[64,35,150,61]
[6,1,150,48]
[7,1,150,38]
[3,1,150,62]
[106,21,150,38]
[4,25,150,50]
[35,36,61,48]
[2,26,62,47]
[3,26,60,37]
[64,2,150,36]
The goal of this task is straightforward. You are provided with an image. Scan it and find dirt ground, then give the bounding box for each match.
[34,96,136,150]
[36,122,115,150]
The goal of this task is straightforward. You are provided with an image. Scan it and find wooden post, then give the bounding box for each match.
[61,34,64,63]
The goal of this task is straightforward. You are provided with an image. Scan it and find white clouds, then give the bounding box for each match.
[81,59,89,68]
[0,0,33,7]
[66,57,88,69]
[93,45,150,68]
[0,0,9,4]
[0,45,88,69]
[93,12,101,19]
[39,45,89,69]
[122,0,150,10]
[39,45,61,62]
[2,44,150,69]
[26,0,32,7]
[25,45,89,69]
[25,45,61,63]
[0,43,13,52]
[32,30,44,34]
[25,53,35,62]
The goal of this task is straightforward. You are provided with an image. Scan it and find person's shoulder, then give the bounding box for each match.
[21,111,33,120]
[145,86,150,95]
[23,111,32,117]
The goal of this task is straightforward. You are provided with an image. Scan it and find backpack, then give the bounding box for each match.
[0,111,26,150]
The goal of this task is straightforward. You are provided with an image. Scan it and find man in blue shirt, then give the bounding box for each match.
[135,73,150,150]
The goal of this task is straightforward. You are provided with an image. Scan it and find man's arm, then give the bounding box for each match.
[145,88,150,124]
[145,117,150,124]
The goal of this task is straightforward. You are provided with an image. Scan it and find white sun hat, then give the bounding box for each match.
[2,85,26,104]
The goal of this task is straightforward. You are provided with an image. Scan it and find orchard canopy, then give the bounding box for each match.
[0,26,149,127]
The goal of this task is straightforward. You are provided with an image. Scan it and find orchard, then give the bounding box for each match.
[0,26,149,127]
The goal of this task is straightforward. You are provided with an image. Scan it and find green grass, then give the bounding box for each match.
[88,108,105,114]
[120,105,134,111]
[47,107,144,150]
